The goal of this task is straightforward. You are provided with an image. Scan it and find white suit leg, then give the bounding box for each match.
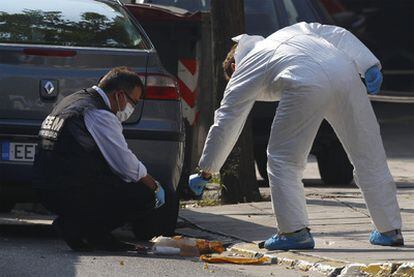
[267,86,331,233]
[325,71,402,233]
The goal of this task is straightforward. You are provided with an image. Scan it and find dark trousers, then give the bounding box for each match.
[36,176,179,240]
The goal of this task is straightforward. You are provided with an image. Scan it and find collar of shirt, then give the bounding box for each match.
[92,85,111,110]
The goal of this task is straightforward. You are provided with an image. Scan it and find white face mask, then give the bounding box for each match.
[116,94,135,122]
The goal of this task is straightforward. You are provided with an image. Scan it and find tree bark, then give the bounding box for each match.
[210,0,261,203]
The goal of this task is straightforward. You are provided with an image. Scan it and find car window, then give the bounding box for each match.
[244,0,280,36]
[282,0,319,24]
[143,0,280,37]
[145,0,210,12]
[0,0,148,49]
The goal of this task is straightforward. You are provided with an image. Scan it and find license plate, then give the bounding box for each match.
[1,141,37,162]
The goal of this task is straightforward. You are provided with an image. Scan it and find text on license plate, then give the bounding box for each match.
[1,142,37,162]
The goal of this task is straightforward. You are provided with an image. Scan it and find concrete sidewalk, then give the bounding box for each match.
[178,185,414,276]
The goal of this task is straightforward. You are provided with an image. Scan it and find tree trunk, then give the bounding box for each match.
[210,0,261,203]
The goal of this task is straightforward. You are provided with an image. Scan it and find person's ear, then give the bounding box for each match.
[115,90,124,102]
[114,91,127,110]
[231,62,236,73]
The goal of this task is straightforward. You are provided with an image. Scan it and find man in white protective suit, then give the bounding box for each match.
[188,22,404,250]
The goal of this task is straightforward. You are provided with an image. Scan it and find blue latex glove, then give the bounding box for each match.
[154,181,165,208]
[364,66,383,94]
[188,173,209,196]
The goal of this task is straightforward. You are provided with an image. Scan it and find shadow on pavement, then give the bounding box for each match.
[0,224,58,238]
[180,209,277,242]
[0,221,193,263]
[303,178,358,188]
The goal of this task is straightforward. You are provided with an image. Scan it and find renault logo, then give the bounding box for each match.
[44,81,55,95]
[40,80,59,100]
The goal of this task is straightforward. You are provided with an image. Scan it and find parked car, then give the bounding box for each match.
[136,0,355,185]
[0,0,185,212]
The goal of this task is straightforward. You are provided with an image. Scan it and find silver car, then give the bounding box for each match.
[0,0,185,212]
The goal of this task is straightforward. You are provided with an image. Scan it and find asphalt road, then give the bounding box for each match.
[0,223,321,277]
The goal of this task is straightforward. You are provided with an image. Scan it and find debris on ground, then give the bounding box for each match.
[200,252,270,265]
[151,236,225,257]
[140,235,270,265]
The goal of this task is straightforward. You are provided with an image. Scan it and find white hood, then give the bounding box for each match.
[232,34,264,64]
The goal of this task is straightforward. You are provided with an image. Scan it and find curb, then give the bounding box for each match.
[229,243,414,277]
[229,243,345,276]
[339,262,414,276]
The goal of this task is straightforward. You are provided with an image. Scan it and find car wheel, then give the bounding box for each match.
[0,200,15,213]
[316,142,354,185]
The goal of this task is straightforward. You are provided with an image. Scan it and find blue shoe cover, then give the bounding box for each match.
[369,230,404,246]
[264,228,315,250]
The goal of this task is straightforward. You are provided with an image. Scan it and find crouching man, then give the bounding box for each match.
[33,67,178,251]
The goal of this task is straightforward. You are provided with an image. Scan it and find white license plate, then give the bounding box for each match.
[1,142,37,162]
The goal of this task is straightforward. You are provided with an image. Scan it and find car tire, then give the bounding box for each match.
[316,142,354,185]
[0,200,15,213]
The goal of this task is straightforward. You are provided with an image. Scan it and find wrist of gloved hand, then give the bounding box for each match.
[154,181,165,209]
[364,65,382,95]
[188,172,210,196]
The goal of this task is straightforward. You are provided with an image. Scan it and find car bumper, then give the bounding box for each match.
[0,121,185,201]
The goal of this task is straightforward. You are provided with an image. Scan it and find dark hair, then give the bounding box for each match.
[222,43,238,81]
[98,66,144,95]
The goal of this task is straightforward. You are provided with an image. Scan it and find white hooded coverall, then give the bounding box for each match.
[198,22,402,233]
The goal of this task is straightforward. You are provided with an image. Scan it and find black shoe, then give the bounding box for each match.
[87,233,137,252]
[53,217,92,251]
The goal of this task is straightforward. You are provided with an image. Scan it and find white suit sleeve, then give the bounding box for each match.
[84,109,147,182]
[304,22,381,76]
[198,50,270,173]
